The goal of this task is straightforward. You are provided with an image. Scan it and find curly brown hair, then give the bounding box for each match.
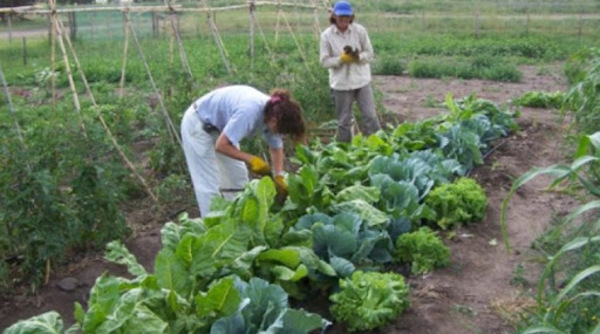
[264,88,306,143]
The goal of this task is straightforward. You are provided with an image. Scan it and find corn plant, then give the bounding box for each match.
[501,133,600,333]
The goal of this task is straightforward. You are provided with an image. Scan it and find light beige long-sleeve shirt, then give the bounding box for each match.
[319,22,374,91]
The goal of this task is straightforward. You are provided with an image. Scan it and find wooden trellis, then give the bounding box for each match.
[1,0,330,219]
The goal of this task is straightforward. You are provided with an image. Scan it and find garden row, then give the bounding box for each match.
[5,93,519,333]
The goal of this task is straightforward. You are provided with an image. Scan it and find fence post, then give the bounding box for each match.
[249,0,255,65]
[578,11,583,43]
[91,12,95,41]
[152,12,158,37]
[474,9,480,38]
[8,13,12,43]
[526,8,530,36]
[68,11,77,40]
[106,13,112,39]
[22,37,27,66]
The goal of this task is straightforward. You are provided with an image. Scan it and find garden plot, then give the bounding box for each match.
[0,64,574,333]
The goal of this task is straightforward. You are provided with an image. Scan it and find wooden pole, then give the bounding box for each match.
[280,10,314,80]
[119,11,129,96]
[22,37,27,66]
[56,15,163,209]
[0,62,28,162]
[201,0,233,75]
[526,8,530,36]
[106,13,112,39]
[312,0,320,41]
[68,11,77,40]
[164,0,194,82]
[275,0,282,42]
[7,13,12,43]
[125,13,182,146]
[90,12,95,41]
[249,0,255,69]
[578,11,583,43]
[50,13,56,111]
[48,0,86,137]
[474,9,479,38]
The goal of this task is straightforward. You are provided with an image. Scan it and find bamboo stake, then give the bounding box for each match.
[253,9,276,65]
[312,0,320,41]
[169,14,175,68]
[0,62,29,168]
[249,0,256,70]
[50,13,56,112]
[56,17,163,210]
[125,13,182,146]
[119,11,130,97]
[0,2,318,15]
[164,0,194,82]
[201,0,233,75]
[49,0,88,138]
[280,9,315,80]
[275,0,281,42]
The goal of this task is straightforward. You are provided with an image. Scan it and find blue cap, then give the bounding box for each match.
[333,1,353,16]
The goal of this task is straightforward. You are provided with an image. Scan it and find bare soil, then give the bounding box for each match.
[0,64,574,333]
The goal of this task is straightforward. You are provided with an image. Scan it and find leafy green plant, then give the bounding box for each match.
[563,47,600,136]
[329,270,410,332]
[373,55,405,76]
[513,91,565,109]
[424,177,488,230]
[394,226,451,275]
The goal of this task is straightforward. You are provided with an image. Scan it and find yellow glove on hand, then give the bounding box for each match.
[340,52,355,64]
[248,156,271,175]
[274,175,288,195]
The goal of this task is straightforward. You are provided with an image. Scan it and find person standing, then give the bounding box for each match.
[180,85,306,217]
[319,0,381,142]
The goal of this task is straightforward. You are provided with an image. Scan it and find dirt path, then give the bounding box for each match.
[364,65,573,333]
[0,65,572,333]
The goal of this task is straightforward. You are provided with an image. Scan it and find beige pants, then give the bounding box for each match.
[181,105,248,217]
[332,84,381,142]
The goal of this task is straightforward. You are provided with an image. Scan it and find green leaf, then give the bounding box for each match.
[335,184,380,204]
[331,200,389,227]
[280,308,331,334]
[4,311,66,334]
[329,255,355,277]
[257,248,301,268]
[195,277,241,318]
[104,241,147,277]
[536,236,600,306]
[270,264,309,282]
[155,248,192,298]
[551,265,600,309]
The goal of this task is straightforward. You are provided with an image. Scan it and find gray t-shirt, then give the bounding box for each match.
[194,85,283,149]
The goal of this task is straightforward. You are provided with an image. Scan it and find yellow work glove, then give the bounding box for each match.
[248,156,271,175]
[340,52,355,64]
[274,175,288,196]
